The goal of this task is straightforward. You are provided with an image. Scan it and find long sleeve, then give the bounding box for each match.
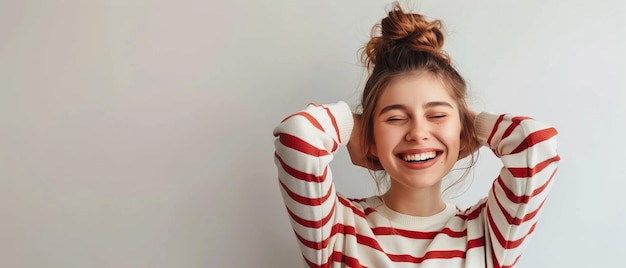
[272,102,354,266]
[475,113,560,268]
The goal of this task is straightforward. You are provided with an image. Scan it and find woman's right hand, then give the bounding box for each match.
[347,113,384,170]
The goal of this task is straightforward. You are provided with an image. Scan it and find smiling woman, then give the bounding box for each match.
[371,73,464,216]
[272,2,559,267]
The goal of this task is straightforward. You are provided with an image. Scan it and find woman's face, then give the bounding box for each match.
[371,72,462,192]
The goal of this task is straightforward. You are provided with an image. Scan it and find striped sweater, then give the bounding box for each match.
[272,101,559,268]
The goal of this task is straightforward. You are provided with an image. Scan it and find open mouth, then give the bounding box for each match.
[399,151,439,163]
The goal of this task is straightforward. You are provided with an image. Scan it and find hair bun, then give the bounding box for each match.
[363,2,450,68]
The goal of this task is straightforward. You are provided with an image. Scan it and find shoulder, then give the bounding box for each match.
[455,197,489,221]
[335,194,383,217]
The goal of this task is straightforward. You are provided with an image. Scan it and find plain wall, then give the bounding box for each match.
[1,0,625,267]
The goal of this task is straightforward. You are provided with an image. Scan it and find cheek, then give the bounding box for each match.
[439,123,463,149]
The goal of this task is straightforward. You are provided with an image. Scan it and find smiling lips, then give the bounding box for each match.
[400,151,438,162]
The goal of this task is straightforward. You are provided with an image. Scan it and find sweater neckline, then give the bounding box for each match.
[370,197,457,230]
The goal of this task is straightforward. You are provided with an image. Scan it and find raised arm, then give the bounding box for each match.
[272,101,354,265]
[476,113,560,267]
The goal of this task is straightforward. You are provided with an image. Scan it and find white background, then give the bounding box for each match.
[1,0,625,267]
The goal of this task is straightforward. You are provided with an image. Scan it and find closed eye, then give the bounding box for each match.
[385,116,407,123]
[428,113,447,119]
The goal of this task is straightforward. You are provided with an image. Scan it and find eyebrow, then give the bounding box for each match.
[378,101,454,115]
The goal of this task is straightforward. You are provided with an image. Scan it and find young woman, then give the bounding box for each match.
[273,3,559,267]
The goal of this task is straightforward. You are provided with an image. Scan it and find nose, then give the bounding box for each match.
[405,120,429,142]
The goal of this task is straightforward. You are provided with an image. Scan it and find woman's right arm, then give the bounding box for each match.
[272,101,354,265]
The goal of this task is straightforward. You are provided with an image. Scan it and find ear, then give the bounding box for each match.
[457,134,471,160]
[369,143,378,158]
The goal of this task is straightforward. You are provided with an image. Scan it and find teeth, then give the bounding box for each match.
[403,152,436,162]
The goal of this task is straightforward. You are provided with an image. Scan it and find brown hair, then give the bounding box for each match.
[359,2,480,193]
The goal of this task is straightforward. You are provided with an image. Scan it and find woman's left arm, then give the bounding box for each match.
[476,112,560,267]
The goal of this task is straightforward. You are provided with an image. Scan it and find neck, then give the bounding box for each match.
[382,181,445,217]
